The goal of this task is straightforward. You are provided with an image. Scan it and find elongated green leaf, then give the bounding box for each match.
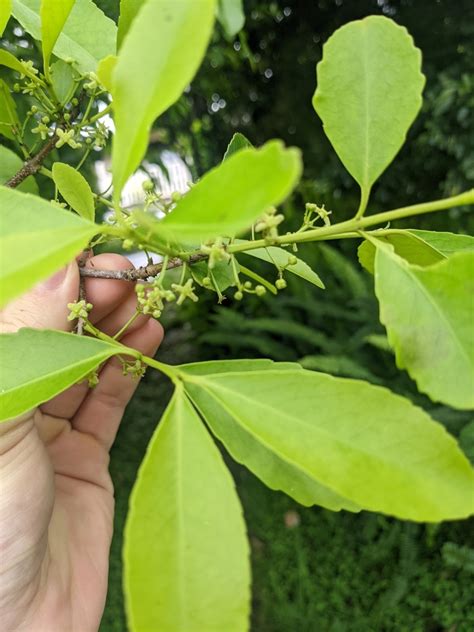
[358,230,446,274]
[409,230,474,256]
[124,388,250,632]
[313,16,425,210]
[0,0,11,38]
[52,162,95,221]
[0,49,38,79]
[0,79,19,141]
[96,54,116,92]
[375,246,474,410]
[12,0,116,74]
[236,240,324,289]
[300,354,381,383]
[183,366,474,521]
[223,132,252,161]
[191,260,237,294]
[0,186,97,306]
[159,141,301,241]
[217,0,245,38]
[117,0,145,50]
[0,145,38,194]
[50,59,75,104]
[40,0,75,78]
[0,329,122,421]
[112,0,215,200]
[180,358,301,376]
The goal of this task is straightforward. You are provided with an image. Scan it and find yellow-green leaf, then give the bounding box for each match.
[183,365,474,521]
[0,79,19,141]
[0,145,38,194]
[0,329,122,421]
[158,141,301,241]
[40,0,75,79]
[0,186,97,307]
[375,246,474,410]
[313,16,425,213]
[52,161,95,221]
[12,0,116,74]
[0,0,11,36]
[124,388,250,632]
[111,0,215,200]
[117,0,145,50]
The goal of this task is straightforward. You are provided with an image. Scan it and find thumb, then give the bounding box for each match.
[0,262,79,334]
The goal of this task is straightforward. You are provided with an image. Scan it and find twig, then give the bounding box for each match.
[76,250,92,334]
[5,134,59,188]
[79,253,206,281]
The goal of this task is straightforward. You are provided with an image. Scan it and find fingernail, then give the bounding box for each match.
[40,265,68,290]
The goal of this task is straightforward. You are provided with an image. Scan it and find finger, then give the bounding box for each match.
[95,290,148,338]
[0,262,79,333]
[84,253,136,324]
[72,318,164,450]
[40,254,139,419]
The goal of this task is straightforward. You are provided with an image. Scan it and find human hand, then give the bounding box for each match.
[0,254,163,632]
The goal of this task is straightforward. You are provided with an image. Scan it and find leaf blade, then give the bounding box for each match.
[159,141,302,241]
[52,162,95,221]
[0,186,97,306]
[375,247,474,409]
[12,0,116,74]
[124,388,250,632]
[182,367,474,521]
[112,0,215,199]
[0,329,121,421]
[40,0,75,78]
[313,16,425,204]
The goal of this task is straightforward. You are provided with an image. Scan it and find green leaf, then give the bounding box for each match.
[0,79,19,141]
[0,186,97,307]
[0,145,38,194]
[96,54,117,92]
[236,240,325,289]
[0,0,11,38]
[217,0,245,38]
[180,358,301,376]
[12,0,116,74]
[191,260,237,294]
[223,132,252,161]
[0,49,38,79]
[40,0,75,79]
[124,388,250,632]
[0,329,121,421]
[300,354,381,383]
[409,229,474,256]
[313,16,425,211]
[50,59,75,104]
[159,141,301,242]
[52,162,95,221]
[111,0,215,200]
[358,230,446,274]
[117,0,145,50]
[375,246,474,410]
[183,365,474,521]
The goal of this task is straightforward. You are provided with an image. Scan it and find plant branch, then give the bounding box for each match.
[80,189,473,281]
[5,133,58,188]
[79,253,206,280]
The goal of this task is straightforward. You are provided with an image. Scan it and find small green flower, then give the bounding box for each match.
[32,122,50,140]
[67,300,93,321]
[56,128,82,149]
[171,279,199,305]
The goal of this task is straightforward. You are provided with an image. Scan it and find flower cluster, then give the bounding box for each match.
[67,300,93,321]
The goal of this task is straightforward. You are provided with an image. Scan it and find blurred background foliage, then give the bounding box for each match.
[3,0,474,629]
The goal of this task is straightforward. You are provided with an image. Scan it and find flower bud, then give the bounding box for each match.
[255,285,266,296]
[275,278,287,290]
